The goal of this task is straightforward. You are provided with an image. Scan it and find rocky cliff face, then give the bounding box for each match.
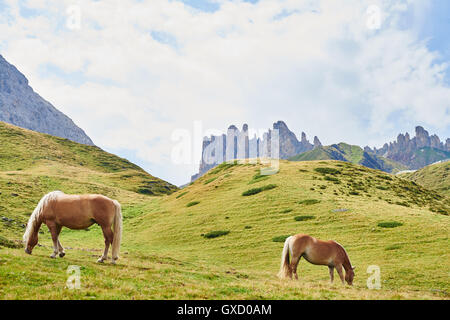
[0,54,94,145]
[191,121,320,181]
[366,126,450,169]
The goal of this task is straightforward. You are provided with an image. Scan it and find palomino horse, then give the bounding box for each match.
[23,191,122,264]
[278,234,355,285]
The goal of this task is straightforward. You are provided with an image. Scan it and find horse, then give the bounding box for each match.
[23,191,122,264]
[277,234,355,285]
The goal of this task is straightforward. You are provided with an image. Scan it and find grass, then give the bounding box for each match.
[1,124,449,300]
[0,235,22,248]
[400,161,450,197]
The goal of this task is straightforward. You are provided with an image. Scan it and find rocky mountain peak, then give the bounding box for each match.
[415,126,430,148]
[368,126,449,169]
[313,136,322,148]
[192,121,318,181]
[0,54,94,145]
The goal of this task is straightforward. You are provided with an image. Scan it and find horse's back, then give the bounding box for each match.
[49,194,116,229]
[292,234,340,266]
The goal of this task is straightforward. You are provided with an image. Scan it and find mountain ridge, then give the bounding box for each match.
[192,122,447,181]
[366,126,450,169]
[0,54,94,145]
[192,120,321,181]
[289,142,408,173]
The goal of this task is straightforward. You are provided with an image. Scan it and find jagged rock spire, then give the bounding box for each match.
[192,121,319,181]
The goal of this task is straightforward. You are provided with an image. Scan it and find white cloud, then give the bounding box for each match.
[0,0,449,185]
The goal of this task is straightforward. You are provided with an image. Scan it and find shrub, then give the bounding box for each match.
[137,188,155,195]
[248,173,270,185]
[378,221,403,228]
[186,201,200,207]
[204,177,217,185]
[385,244,402,251]
[294,215,315,221]
[430,207,448,215]
[298,199,320,205]
[0,236,22,248]
[242,184,277,196]
[262,184,277,191]
[244,226,252,229]
[210,161,237,174]
[242,188,262,196]
[203,230,230,239]
[272,235,290,242]
[324,176,340,182]
[349,191,359,195]
[377,175,393,181]
[281,208,293,213]
[314,167,341,175]
[395,201,410,207]
[176,191,188,199]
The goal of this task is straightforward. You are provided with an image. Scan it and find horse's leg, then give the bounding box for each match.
[47,223,59,259]
[335,265,345,284]
[290,255,302,280]
[328,266,334,283]
[97,225,113,263]
[55,225,65,257]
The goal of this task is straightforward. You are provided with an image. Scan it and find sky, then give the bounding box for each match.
[0,0,449,186]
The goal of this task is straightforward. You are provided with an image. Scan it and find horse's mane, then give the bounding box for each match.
[334,241,352,269]
[23,191,65,243]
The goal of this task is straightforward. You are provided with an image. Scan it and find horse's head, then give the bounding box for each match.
[24,231,38,254]
[345,266,356,285]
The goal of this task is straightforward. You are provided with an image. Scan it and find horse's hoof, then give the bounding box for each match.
[50,255,56,259]
[59,252,65,258]
[97,258,104,263]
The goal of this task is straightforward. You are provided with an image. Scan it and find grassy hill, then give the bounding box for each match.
[1,155,449,299]
[409,148,450,170]
[0,121,177,239]
[289,143,407,173]
[400,161,450,197]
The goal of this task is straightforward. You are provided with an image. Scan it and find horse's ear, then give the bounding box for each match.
[352,266,356,270]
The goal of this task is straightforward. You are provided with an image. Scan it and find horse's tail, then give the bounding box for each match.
[23,191,64,244]
[277,236,293,279]
[111,200,122,262]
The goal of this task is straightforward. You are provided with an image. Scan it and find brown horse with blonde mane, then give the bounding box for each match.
[23,191,122,264]
[278,234,355,285]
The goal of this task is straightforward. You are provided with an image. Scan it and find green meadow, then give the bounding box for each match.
[0,122,449,299]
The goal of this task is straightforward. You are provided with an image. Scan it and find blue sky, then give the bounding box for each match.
[0,0,449,185]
